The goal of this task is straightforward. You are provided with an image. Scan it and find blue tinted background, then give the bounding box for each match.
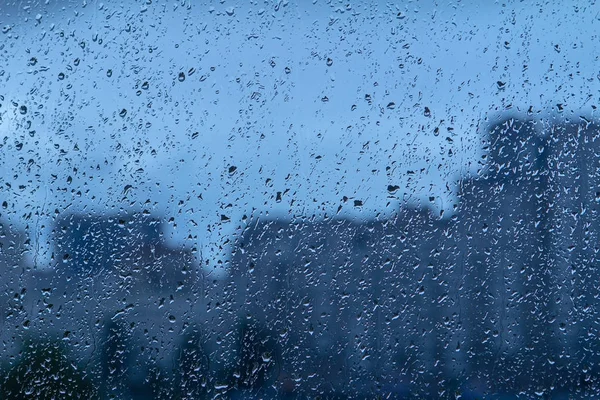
[2,0,597,273]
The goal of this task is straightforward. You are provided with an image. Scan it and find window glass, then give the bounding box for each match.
[1,1,598,398]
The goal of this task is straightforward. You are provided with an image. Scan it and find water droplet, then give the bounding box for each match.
[326,57,333,67]
[106,69,113,77]
[178,72,185,82]
[19,105,27,115]
[141,81,149,90]
[119,108,127,118]
[225,7,235,16]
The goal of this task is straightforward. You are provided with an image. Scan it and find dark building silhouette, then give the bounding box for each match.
[545,120,600,387]
[0,219,30,360]
[4,115,600,398]
[226,208,447,396]
[449,117,554,392]
[26,212,204,389]
[50,212,198,292]
[53,213,160,272]
[224,115,600,397]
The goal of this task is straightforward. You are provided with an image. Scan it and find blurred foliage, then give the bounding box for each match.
[0,340,98,400]
[233,321,279,391]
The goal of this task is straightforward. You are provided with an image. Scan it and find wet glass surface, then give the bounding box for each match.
[1,1,600,398]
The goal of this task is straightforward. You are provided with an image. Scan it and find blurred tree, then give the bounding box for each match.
[174,328,210,400]
[233,321,279,391]
[130,361,173,400]
[100,319,132,399]
[0,340,98,399]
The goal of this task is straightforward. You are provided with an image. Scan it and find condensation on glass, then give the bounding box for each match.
[0,1,599,398]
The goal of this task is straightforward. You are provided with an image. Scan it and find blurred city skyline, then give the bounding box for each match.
[2,115,600,397]
[2,0,599,272]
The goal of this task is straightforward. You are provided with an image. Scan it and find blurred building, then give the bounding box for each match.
[0,218,29,359]
[450,117,554,391]
[225,115,600,396]
[226,208,448,396]
[545,120,600,383]
[4,212,204,397]
[3,115,600,398]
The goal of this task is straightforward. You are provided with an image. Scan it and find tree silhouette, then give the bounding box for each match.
[174,328,210,399]
[0,340,98,400]
[100,319,132,399]
[233,321,279,391]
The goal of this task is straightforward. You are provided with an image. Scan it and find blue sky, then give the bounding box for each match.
[1,0,598,273]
